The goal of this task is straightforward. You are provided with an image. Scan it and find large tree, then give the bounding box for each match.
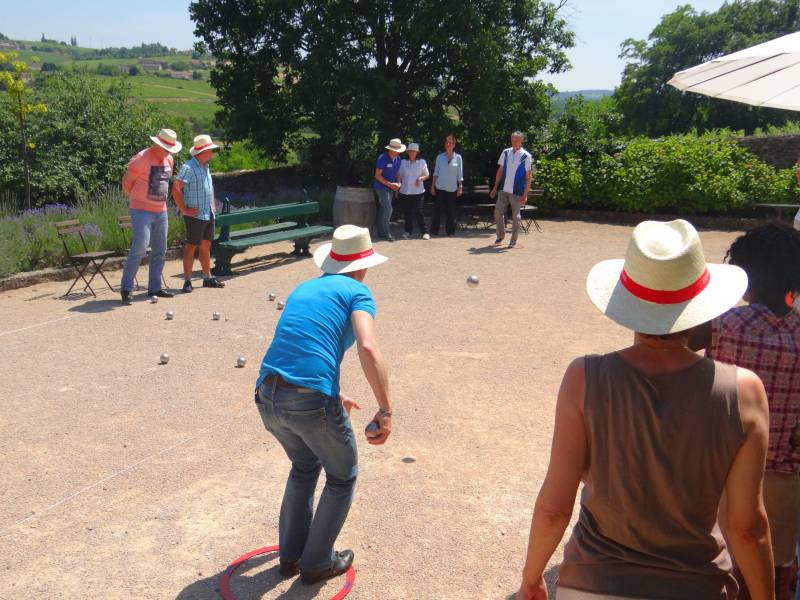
[614,0,800,137]
[190,0,574,185]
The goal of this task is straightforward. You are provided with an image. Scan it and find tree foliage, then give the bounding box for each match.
[614,0,800,136]
[0,72,193,204]
[190,0,574,185]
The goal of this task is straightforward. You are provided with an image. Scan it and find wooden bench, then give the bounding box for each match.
[211,199,333,275]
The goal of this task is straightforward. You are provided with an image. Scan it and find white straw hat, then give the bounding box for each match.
[586,219,747,335]
[385,138,406,153]
[150,128,182,154]
[407,143,420,152]
[190,134,219,156]
[314,225,388,274]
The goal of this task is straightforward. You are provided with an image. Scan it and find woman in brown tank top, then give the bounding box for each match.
[516,220,774,600]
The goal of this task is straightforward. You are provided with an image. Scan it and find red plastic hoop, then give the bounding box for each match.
[218,544,356,600]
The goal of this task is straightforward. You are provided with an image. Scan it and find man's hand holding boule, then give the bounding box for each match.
[367,410,392,445]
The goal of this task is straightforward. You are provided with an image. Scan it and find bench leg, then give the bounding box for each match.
[293,238,311,256]
[211,252,234,276]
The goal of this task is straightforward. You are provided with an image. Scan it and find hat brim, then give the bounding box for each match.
[586,259,748,335]
[313,243,388,274]
[385,144,407,153]
[190,144,219,156]
[151,136,182,154]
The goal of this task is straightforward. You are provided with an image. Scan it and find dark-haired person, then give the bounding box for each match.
[430,134,463,237]
[692,222,800,599]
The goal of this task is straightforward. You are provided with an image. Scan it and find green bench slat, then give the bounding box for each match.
[227,221,298,240]
[216,202,320,227]
[218,225,333,250]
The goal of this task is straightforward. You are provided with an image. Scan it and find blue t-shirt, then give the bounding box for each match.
[256,274,377,397]
[373,152,402,190]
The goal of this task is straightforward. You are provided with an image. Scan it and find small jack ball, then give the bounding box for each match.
[212,312,221,320]
[159,352,170,365]
[466,274,480,288]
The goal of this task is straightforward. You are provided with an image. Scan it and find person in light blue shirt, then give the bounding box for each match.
[255,225,393,586]
[431,134,464,236]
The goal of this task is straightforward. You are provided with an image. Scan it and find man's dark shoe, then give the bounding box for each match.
[182,280,193,293]
[148,289,174,298]
[202,277,225,288]
[120,291,132,305]
[300,550,354,585]
[279,557,299,578]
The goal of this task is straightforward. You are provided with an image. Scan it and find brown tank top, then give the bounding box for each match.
[558,353,745,599]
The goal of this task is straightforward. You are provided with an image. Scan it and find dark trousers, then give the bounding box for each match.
[431,189,456,236]
[400,193,427,234]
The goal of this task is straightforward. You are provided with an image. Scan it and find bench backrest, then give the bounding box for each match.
[215,201,321,228]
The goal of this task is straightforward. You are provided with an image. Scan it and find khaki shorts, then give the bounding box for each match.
[720,470,800,565]
[557,589,639,600]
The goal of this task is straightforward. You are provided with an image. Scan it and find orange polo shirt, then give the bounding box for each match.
[122,147,174,213]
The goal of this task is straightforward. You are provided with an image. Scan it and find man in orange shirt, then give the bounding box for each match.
[119,129,182,304]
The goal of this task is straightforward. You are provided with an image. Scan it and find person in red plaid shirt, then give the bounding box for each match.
[693,223,800,599]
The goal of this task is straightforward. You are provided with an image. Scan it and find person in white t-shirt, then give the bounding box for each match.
[397,143,431,240]
[489,131,533,248]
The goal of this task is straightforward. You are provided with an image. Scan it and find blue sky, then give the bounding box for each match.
[1,0,729,91]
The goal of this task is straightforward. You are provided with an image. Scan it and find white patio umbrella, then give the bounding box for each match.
[668,31,800,111]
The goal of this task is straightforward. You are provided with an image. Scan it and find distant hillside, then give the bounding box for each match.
[553,89,614,101]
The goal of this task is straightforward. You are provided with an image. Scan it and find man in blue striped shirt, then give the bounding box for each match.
[172,134,225,291]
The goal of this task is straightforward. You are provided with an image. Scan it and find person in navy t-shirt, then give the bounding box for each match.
[255,225,392,585]
[373,138,405,241]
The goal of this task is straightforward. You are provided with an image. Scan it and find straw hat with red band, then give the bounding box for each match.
[314,225,388,274]
[586,219,748,335]
[190,134,220,156]
[150,128,182,154]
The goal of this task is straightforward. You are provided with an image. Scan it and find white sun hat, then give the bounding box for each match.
[586,219,748,335]
[150,128,182,154]
[385,138,406,153]
[407,142,420,152]
[190,134,220,156]
[314,225,389,274]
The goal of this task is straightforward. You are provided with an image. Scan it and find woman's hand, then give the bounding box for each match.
[517,576,547,600]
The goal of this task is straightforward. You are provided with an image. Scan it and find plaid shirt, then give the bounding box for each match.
[709,304,800,473]
[176,157,215,221]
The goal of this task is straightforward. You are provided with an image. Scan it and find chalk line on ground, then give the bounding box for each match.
[0,315,78,338]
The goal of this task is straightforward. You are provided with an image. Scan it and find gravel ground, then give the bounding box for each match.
[0,221,742,600]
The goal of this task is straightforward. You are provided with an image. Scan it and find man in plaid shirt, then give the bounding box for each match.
[694,223,800,598]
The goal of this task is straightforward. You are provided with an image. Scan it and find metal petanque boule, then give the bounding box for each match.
[165,311,174,320]
[276,301,285,310]
[150,295,159,304]
[466,274,480,288]
[268,293,276,301]
[212,312,221,320]
[159,353,170,365]
[236,356,247,368]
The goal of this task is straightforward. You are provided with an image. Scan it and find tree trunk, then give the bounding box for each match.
[17,96,31,210]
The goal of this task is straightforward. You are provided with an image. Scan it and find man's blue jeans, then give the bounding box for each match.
[255,380,358,571]
[120,209,168,293]
[375,187,393,238]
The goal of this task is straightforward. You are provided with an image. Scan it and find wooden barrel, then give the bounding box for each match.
[333,186,376,229]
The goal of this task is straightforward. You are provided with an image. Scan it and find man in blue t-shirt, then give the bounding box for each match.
[255,225,392,585]
[373,138,405,241]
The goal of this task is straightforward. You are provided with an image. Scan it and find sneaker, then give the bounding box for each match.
[493,237,503,245]
[402,232,411,240]
[385,235,395,242]
[508,241,516,249]
[203,277,225,288]
[422,233,431,240]
[182,280,193,293]
[120,291,132,305]
[148,289,175,298]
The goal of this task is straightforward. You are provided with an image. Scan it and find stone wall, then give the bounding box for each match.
[736,134,800,169]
